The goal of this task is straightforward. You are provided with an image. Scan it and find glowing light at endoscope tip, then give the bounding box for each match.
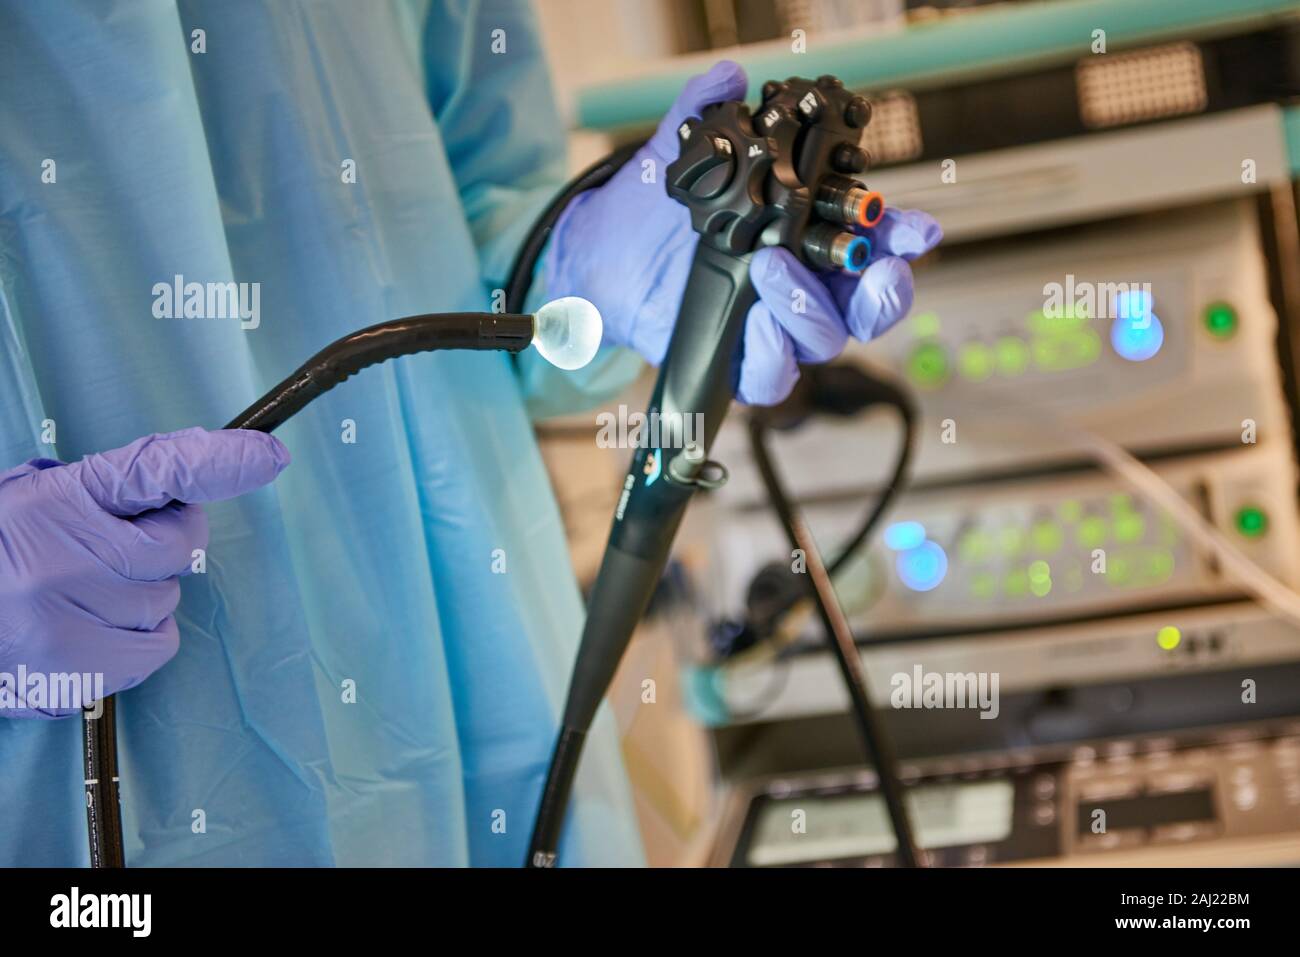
[533,297,603,370]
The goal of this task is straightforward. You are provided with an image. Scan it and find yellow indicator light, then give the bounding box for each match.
[1157,626,1181,651]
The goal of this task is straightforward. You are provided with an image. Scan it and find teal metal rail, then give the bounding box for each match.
[577,0,1300,133]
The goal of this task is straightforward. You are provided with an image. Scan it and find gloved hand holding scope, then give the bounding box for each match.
[547,61,941,405]
[529,64,941,867]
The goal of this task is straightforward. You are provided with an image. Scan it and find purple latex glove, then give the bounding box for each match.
[0,428,289,719]
[547,60,942,405]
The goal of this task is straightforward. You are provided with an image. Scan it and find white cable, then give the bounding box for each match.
[1004,401,1300,628]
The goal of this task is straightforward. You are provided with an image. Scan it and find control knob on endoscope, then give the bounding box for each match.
[672,124,736,199]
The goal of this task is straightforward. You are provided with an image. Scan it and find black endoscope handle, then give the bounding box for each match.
[527,244,756,867]
[571,244,754,726]
[653,244,757,458]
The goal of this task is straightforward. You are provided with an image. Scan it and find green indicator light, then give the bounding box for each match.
[1106,547,1175,588]
[907,341,949,388]
[1030,521,1064,555]
[1150,549,1175,581]
[1004,567,1029,597]
[1157,626,1181,651]
[1234,505,1268,538]
[999,526,1026,557]
[912,311,940,339]
[1058,499,1083,524]
[1114,512,1145,544]
[1109,493,1134,513]
[1028,304,1089,334]
[995,336,1029,376]
[958,342,994,381]
[1107,554,1132,585]
[1027,560,1052,597]
[1203,302,1238,340]
[1031,329,1102,372]
[1077,516,1107,549]
[959,529,994,564]
[970,571,997,599]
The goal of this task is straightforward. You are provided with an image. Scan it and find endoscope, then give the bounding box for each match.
[522,75,912,867]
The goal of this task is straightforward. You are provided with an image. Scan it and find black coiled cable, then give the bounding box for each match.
[745,365,923,866]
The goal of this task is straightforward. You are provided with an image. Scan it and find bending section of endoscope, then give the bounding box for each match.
[226,312,533,431]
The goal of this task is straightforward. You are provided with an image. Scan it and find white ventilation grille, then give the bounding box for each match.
[1076,42,1208,130]
[861,90,923,165]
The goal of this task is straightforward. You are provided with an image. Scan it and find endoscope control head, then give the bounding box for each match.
[665,74,885,274]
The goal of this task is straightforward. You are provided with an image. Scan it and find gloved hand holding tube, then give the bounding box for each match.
[0,428,289,718]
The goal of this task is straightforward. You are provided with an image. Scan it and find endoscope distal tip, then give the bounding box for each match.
[533,296,603,370]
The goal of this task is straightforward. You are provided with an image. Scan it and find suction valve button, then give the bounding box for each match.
[844,96,872,129]
[833,143,870,173]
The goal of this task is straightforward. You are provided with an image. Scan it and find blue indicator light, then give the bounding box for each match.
[896,540,948,592]
[1110,291,1163,362]
[1116,288,1152,322]
[884,521,926,551]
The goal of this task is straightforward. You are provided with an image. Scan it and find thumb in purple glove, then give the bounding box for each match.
[0,427,289,718]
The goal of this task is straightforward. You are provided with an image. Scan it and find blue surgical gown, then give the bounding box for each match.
[0,0,646,866]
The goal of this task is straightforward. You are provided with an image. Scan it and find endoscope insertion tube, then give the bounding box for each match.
[82,299,602,868]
